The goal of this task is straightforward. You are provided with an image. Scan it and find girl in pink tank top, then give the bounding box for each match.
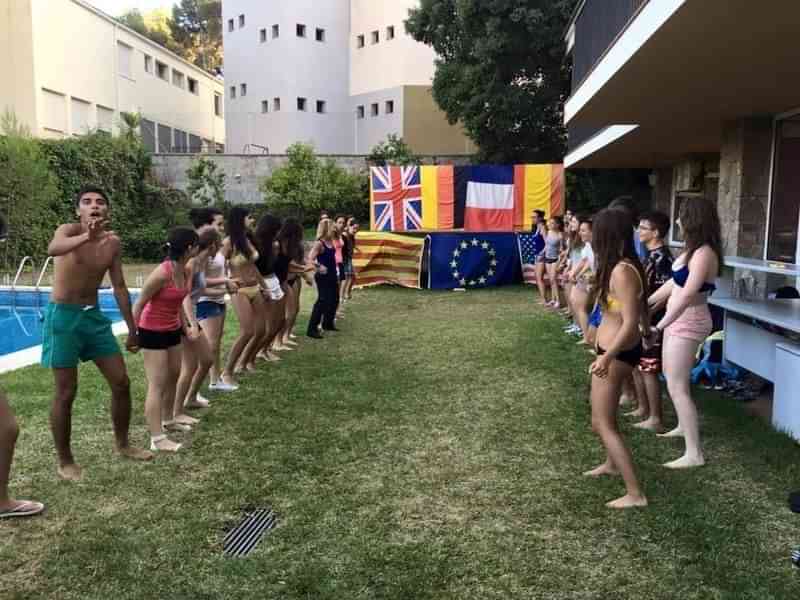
[132,227,199,454]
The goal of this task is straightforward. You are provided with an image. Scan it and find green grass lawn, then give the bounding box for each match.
[2,285,800,599]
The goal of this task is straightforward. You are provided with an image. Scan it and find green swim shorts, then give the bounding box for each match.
[41,303,120,369]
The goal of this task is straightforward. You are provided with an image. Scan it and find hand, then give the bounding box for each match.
[186,324,200,341]
[87,217,108,241]
[125,330,140,354]
[227,278,240,293]
[645,326,661,348]
[589,354,611,379]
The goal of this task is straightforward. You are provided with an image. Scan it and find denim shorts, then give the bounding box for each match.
[196,301,226,321]
[589,304,602,328]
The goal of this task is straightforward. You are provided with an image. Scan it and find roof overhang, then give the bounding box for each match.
[566,0,800,168]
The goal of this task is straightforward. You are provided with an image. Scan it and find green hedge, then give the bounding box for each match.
[0,131,189,265]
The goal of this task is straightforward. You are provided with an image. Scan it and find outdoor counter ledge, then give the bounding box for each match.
[709,297,800,334]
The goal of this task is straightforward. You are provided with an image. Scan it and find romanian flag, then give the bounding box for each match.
[371,164,564,232]
[352,231,425,289]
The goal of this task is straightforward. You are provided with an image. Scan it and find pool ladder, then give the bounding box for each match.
[10,256,35,310]
[34,256,53,311]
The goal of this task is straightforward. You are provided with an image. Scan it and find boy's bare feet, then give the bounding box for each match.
[57,463,83,481]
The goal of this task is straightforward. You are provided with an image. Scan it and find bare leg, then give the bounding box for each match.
[626,370,649,418]
[242,294,268,368]
[662,335,705,468]
[186,334,213,409]
[634,371,665,432]
[94,354,153,461]
[174,338,202,423]
[535,262,548,305]
[223,294,256,384]
[280,283,298,344]
[142,349,181,451]
[587,360,647,509]
[50,368,82,480]
[264,296,287,351]
[0,393,19,508]
[571,286,589,339]
[547,263,560,307]
[202,312,225,385]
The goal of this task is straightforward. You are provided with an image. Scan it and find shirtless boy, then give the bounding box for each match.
[44,186,153,480]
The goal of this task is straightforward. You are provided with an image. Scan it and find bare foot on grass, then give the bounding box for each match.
[657,427,685,438]
[57,463,83,481]
[624,407,648,419]
[115,446,154,461]
[632,418,666,433]
[583,463,619,477]
[663,454,705,469]
[606,494,648,509]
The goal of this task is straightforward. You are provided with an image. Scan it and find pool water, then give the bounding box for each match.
[0,289,132,357]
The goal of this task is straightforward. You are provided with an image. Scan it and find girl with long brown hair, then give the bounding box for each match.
[648,197,721,469]
[585,208,649,509]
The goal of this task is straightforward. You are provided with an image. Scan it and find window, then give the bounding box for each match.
[230,86,236,99]
[387,25,395,40]
[297,97,307,112]
[144,55,153,74]
[371,30,379,44]
[157,123,172,153]
[174,129,188,153]
[240,83,247,97]
[385,100,394,114]
[156,61,168,81]
[316,28,325,42]
[261,100,269,113]
[228,19,234,32]
[272,24,280,38]
[97,105,114,133]
[371,103,379,117]
[189,134,202,153]
[42,89,66,133]
[357,34,365,48]
[260,28,267,42]
[238,14,245,28]
[70,97,90,135]
[768,114,800,263]
[296,24,306,37]
[214,93,222,116]
[273,97,281,111]
[356,105,365,119]
[188,77,198,95]
[141,118,156,152]
[117,42,133,79]
[316,100,326,114]
[172,70,185,89]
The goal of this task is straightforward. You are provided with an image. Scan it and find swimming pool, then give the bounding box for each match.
[0,287,136,360]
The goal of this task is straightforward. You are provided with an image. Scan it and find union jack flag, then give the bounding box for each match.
[371,166,422,232]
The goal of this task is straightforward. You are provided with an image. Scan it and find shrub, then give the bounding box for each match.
[260,142,368,225]
[186,155,227,207]
[367,134,418,166]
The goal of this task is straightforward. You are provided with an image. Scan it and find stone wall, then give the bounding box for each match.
[151,153,474,205]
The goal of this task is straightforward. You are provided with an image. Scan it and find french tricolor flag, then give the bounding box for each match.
[463,166,515,231]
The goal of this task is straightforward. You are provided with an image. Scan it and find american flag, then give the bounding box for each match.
[517,233,544,285]
[372,166,422,232]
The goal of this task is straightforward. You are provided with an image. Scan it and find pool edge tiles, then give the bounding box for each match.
[0,321,130,374]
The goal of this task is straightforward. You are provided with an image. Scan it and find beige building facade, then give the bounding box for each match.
[222,0,474,155]
[0,0,225,152]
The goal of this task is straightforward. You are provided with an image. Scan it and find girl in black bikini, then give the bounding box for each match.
[584,208,649,509]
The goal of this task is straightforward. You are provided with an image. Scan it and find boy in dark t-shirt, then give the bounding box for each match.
[632,211,673,432]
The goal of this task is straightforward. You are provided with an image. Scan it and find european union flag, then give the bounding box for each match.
[428,233,519,290]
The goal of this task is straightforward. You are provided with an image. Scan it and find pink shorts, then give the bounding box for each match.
[665,301,712,342]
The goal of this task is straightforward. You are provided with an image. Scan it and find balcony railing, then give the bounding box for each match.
[570,0,650,93]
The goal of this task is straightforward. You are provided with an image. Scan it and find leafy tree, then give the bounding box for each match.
[118,9,176,50]
[170,0,223,72]
[405,0,575,164]
[367,134,418,166]
[119,111,141,142]
[260,143,368,224]
[186,155,226,208]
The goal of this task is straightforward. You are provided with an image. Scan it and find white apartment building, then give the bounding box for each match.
[1,0,225,153]
[222,0,474,155]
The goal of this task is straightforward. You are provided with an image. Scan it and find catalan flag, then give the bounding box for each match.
[371,164,564,232]
[352,231,425,289]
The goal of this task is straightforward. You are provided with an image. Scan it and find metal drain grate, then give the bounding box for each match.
[223,507,277,557]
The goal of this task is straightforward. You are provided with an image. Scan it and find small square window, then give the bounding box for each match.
[230,86,236,99]
[156,61,168,81]
[172,70,185,89]
[273,97,281,111]
[261,100,269,113]
[371,30,379,44]
[297,97,307,111]
[316,28,325,42]
[357,34,365,48]
[260,28,267,42]
[228,19,234,32]
[316,100,326,114]
[371,103,379,117]
[272,24,280,38]
[296,24,306,38]
[240,83,247,97]
[356,105,365,119]
[385,100,394,114]
[387,26,395,40]
[144,55,153,74]
[188,78,198,95]
[238,14,245,28]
